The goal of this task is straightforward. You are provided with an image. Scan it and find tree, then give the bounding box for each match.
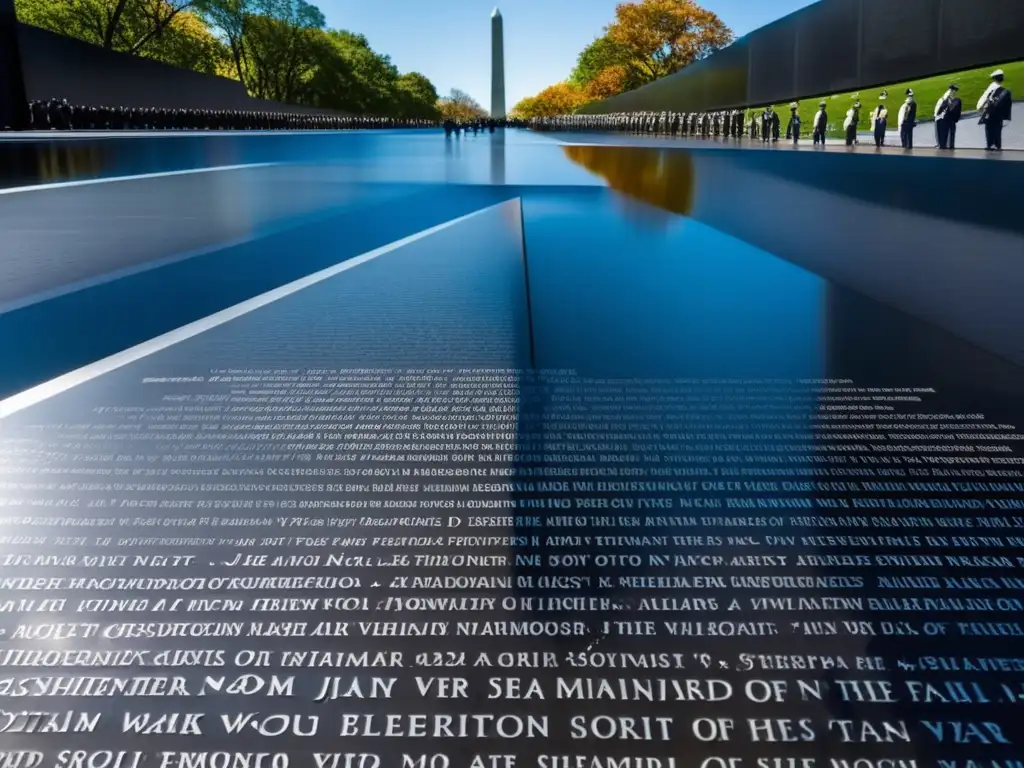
[569,34,633,89]
[511,82,592,119]
[606,0,732,84]
[17,0,199,53]
[16,0,229,73]
[237,0,325,101]
[437,88,487,121]
[16,0,441,118]
[195,0,252,84]
[306,30,399,114]
[584,65,630,99]
[395,72,440,119]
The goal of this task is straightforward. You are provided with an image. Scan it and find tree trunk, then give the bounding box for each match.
[102,0,131,49]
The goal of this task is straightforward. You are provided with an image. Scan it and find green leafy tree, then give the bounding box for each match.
[395,72,440,119]
[241,0,325,101]
[569,34,634,89]
[306,30,400,114]
[17,0,442,117]
[16,0,229,73]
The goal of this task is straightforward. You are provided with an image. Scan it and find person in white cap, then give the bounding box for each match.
[843,99,861,146]
[785,102,801,144]
[978,69,1012,151]
[934,83,962,149]
[898,88,917,149]
[870,90,889,147]
[812,100,828,146]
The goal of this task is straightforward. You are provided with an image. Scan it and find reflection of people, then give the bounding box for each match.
[813,101,827,145]
[843,101,860,146]
[870,91,888,147]
[785,102,801,144]
[898,88,917,149]
[933,83,961,150]
[978,69,1013,151]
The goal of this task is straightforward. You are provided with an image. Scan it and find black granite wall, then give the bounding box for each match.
[579,0,1024,114]
[16,23,338,114]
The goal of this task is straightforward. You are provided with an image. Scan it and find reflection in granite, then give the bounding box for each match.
[562,145,695,218]
[1,131,1024,768]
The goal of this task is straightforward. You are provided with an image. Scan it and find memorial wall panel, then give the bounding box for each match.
[938,0,1024,73]
[859,0,940,90]
[747,19,796,107]
[584,0,1024,115]
[2,197,1024,768]
[15,23,340,114]
[795,0,860,97]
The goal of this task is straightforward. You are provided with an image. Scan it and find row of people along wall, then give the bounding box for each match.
[530,69,1012,152]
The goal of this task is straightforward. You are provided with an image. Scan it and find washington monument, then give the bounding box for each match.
[490,7,506,118]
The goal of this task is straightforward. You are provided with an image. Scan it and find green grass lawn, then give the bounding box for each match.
[745,59,1023,139]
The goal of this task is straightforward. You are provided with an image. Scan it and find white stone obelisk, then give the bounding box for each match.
[490,7,506,119]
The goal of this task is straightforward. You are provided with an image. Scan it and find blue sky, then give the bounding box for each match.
[314,0,821,109]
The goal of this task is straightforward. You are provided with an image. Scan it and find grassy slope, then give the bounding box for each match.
[744,60,1023,139]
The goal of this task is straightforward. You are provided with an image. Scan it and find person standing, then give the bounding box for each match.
[843,101,861,146]
[898,88,917,149]
[870,91,889,147]
[934,83,962,149]
[978,69,1013,151]
[812,101,828,146]
[762,105,780,143]
[785,102,801,144]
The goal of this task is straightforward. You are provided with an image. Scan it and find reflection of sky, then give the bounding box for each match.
[2,130,603,189]
[521,190,826,379]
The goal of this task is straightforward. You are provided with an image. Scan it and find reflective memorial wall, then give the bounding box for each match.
[579,0,1024,115]
[2,141,1024,768]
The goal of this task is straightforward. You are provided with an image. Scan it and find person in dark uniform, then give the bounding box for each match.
[898,88,917,149]
[785,102,801,144]
[933,83,961,149]
[812,100,827,146]
[843,101,860,146]
[761,105,779,143]
[870,90,888,147]
[978,69,1013,151]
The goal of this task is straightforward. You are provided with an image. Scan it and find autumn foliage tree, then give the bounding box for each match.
[583,65,630,99]
[519,0,733,115]
[606,0,732,83]
[437,88,487,121]
[511,82,592,119]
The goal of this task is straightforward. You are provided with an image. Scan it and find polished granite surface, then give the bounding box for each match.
[0,129,1022,768]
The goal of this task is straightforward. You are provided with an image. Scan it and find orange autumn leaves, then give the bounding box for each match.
[511,0,732,119]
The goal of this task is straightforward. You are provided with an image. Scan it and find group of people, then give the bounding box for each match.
[529,110,757,140]
[442,117,524,136]
[18,70,1013,152]
[21,99,533,135]
[529,69,1013,152]
[842,68,1012,151]
[23,99,441,131]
